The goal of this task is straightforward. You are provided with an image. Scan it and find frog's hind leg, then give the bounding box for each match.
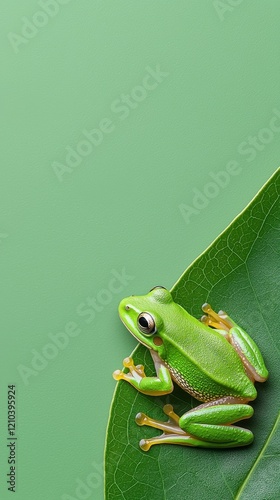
[200,303,268,383]
[178,399,254,448]
[136,399,254,451]
[227,325,268,382]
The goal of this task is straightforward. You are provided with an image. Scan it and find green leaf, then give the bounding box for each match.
[105,169,280,500]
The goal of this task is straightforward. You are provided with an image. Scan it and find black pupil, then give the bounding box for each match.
[139,316,149,328]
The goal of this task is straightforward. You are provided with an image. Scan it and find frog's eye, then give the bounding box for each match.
[137,312,156,335]
[149,286,166,292]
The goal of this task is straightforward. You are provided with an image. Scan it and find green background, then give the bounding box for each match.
[1,1,279,499]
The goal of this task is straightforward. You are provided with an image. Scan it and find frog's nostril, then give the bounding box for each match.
[125,305,130,310]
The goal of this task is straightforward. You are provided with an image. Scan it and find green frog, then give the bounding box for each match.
[113,286,268,451]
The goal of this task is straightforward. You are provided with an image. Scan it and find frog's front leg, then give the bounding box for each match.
[201,304,268,383]
[136,397,254,451]
[113,350,173,396]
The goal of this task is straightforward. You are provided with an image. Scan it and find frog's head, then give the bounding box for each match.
[118,286,174,352]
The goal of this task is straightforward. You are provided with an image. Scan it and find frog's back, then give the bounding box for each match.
[163,315,257,402]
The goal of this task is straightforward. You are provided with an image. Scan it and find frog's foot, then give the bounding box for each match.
[135,402,254,451]
[113,357,146,383]
[136,404,193,451]
[136,404,181,431]
[201,303,233,333]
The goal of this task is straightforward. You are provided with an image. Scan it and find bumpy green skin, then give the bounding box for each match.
[117,287,268,448]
